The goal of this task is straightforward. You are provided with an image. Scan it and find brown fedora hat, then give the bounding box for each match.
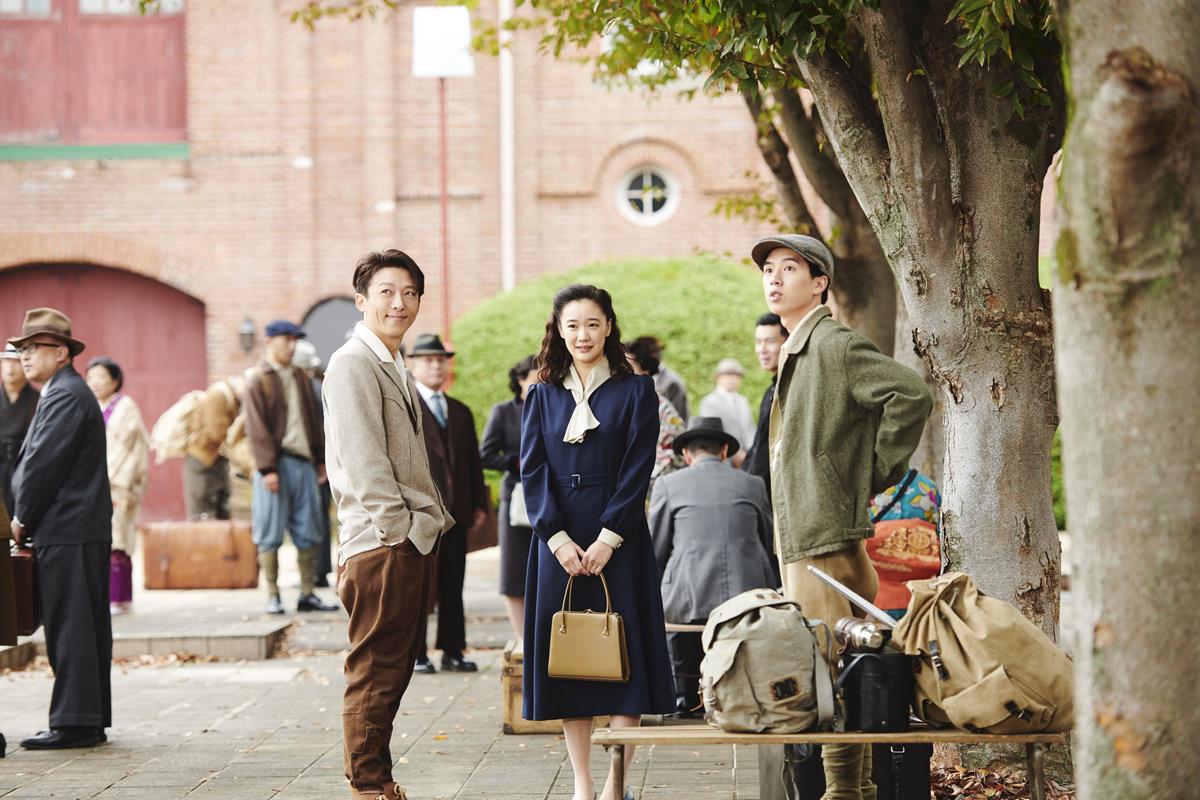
[7,307,87,356]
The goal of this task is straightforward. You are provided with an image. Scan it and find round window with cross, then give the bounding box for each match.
[616,166,680,226]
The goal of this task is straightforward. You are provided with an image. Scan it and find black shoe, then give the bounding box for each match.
[296,592,339,612]
[314,575,330,588]
[440,653,478,672]
[20,727,105,750]
[265,594,285,615]
[413,656,437,674]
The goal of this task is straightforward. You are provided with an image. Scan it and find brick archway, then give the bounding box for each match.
[0,256,208,521]
[0,232,205,303]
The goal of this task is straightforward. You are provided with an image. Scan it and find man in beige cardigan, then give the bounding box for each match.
[323,249,454,800]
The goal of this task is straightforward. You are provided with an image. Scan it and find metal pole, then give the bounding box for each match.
[1026,743,1047,800]
[438,75,451,342]
[498,0,516,292]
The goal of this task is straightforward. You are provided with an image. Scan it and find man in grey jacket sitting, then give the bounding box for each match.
[648,416,775,717]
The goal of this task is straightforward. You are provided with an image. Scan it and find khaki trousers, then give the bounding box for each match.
[781,542,880,800]
[340,540,436,798]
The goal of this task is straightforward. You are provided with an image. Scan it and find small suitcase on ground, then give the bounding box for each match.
[142,520,259,590]
[10,547,39,636]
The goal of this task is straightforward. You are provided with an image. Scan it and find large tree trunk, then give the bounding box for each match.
[1054,1,1200,795]
[893,286,943,483]
[799,0,1064,636]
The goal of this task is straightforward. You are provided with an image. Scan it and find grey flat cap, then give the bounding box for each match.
[751,234,835,285]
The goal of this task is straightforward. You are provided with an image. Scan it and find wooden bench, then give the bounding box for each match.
[592,724,1068,800]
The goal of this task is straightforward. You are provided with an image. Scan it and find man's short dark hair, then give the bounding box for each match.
[755,312,790,338]
[684,437,727,457]
[353,249,425,297]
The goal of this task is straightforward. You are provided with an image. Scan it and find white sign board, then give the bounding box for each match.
[412,6,475,78]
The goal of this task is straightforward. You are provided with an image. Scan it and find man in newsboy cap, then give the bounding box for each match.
[8,308,113,749]
[752,236,932,799]
[243,319,337,615]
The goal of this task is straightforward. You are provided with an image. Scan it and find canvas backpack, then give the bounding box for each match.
[700,589,836,734]
[222,370,265,479]
[149,390,206,464]
[892,572,1074,734]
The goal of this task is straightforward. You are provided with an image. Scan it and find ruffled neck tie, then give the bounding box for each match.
[562,360,611,444]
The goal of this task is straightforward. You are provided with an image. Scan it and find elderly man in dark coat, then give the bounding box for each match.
[647,416,775,716]
[9,308,113,750]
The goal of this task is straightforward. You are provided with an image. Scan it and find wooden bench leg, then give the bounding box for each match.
[611,743,626,796]
[1026,743,1047,800]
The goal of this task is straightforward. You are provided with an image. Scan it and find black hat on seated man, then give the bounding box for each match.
[408,333,455,358]
[750,234,836,285]
[672,416,740,457]
[7,307,87,356]
[264,319,306,338]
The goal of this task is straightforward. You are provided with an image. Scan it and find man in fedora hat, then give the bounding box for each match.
[698,358,755,467]
[647,416,775,717]
[8,308,113,749]
[753,234,931,799]
[1,344,38,515]
[407,333,488,674]
[243,319,337,615]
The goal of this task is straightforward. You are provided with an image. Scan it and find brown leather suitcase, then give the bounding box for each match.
[141,520,259,590]
[10,547,39,637]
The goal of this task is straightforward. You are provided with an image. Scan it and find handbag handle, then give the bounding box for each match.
[559,572,614,636]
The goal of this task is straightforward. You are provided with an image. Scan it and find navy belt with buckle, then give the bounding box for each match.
[554,473,616,489]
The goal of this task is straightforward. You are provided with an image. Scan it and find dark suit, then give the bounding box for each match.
[416,387,487,656]
[13,365,112,729]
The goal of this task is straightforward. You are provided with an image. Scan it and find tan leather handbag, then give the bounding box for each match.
[547,572,629,683]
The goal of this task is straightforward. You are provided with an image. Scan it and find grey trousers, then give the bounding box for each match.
[183,455,231,521]
[36,542,112,729]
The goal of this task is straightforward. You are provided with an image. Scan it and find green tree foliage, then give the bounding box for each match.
[449,256,773,439]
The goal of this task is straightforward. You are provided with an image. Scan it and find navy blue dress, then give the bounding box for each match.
[520,374,675,720]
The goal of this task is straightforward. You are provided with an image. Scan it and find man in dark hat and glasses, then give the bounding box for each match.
[9,307,113,750]
[647,416,775,717]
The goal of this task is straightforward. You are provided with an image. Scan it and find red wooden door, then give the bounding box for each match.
[0,1,186,144]
[0,263,207,521]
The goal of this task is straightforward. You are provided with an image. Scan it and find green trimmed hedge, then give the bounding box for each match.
[449,256,774,438]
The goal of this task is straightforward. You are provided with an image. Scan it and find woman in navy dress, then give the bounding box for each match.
[521,284,674,800]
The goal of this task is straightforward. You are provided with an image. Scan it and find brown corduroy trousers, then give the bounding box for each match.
[339,540,436,799]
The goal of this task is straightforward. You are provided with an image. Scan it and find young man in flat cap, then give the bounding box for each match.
[324,250,453,800]
[9,308,112,750]
[244,319,337,615]
[752,235,932,800]
[407,333,488,674]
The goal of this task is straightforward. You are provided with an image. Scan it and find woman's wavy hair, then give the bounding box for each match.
[508,354,537,399]
[536,284,634,387]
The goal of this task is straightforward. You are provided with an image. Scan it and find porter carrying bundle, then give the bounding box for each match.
[700,589,835,733]
[892,572,1074,734]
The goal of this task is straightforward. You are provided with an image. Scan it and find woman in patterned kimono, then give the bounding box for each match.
[521,284,674,800]
[86,357,149,616]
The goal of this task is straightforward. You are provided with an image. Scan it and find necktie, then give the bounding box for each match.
[430,392,448,428]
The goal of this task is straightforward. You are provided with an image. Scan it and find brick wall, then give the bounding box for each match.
[0,0,1058,382]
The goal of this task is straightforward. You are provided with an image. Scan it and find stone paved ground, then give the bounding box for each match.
[0,547,762,799]
[1,651,759,800]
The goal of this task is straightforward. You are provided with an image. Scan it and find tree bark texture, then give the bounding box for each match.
[894,285,944,483]
[799,0,1065,635]
[1055,1,1200,796]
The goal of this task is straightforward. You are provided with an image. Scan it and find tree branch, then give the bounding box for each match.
[772,88,857,222]
[857,0,955,232]
[797,49,891,228]
[741,86,821,237]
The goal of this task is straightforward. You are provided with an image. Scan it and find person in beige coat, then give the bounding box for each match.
[86,357,149,616]
[323,250,453,800]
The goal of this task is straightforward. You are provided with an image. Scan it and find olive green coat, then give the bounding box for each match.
[769,307,932,562]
